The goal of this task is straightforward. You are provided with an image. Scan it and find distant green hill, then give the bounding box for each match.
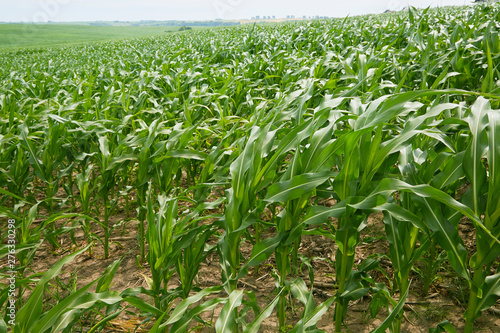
[0,24,188,50]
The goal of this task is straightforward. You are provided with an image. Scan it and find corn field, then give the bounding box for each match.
[1,4,500,332]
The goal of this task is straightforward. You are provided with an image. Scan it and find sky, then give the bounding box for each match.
[0,0,474,23]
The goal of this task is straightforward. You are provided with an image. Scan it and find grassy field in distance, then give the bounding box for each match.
[0,24,188,50]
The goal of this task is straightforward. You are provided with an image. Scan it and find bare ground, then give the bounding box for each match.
[21,208,499,332]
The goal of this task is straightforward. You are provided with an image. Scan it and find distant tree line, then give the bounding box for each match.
[87,20,240,27]
[129,20,240,27]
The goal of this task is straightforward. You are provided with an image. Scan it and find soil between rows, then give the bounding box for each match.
[26,195,500,332]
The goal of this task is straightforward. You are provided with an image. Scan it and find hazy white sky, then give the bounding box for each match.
[0,0,474,22]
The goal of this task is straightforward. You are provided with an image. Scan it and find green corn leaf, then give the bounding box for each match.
[463,97,489,216]
[239,232,287,278]
[264,171,333,203]
[18,123,46,182]
[230,126,261,204]
[244,289,285,333]
[289,278,312,305]
[169,298,227,333]
[215,289,244,333]
[383,213,404,275]
[50,292,122,333]
[15,245,90,333]
[30,280,98,333]
[0,188,27,203]
[107,153,137,170]
[0,243,40,260]
[355,179,498,246]
[302,205,346,226]
[481,40,494,93]
[0,318,6,333]
[154,149,208,163]
[98,135,110,164]
[301,121,335,172]
[122,296,163,317]
[87,310,123,333]
[371,282,410,333]
[474,272,500,318]
[165,286,223,325]
[95,255,125,293]
[290,296,336,332]
[429,320,457,333]
[355,90,460,131]
[431,152,465,189]
[487,110,500,225]
[412,196,470,281]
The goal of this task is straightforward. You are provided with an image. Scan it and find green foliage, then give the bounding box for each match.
[2,3,500,332]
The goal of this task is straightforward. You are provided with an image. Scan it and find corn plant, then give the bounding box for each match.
[175,224,215,299]
[94,134,135,259]
[376,98,500,331]
[12,246,124,333]
[75,164,96,256]
[460,98,500,331]
[144,185,179,311]
[19,121,68,216]
[261,106,344,328]
[0,143,32,207]
[348,97,500,330]
[217,119,300,328]
[378,102,467,331]
[136,183,222,330]
[220,126,273,299]
[0,203,42,305]
[94,135,116,259]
